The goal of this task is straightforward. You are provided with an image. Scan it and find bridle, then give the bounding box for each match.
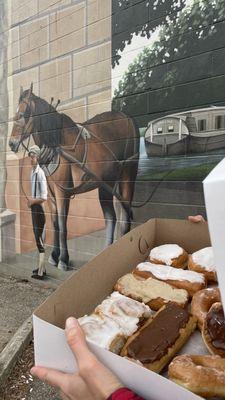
[15,98,33,152]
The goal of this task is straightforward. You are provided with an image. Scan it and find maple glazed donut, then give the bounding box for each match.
[169,354,225,398]
[149,244,188,268]
[203,302,225,357]
[188,246,217,282]
[191,287,220,330]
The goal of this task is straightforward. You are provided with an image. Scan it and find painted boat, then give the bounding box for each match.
[145,107,225,157]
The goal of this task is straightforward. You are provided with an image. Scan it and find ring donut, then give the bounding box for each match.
[202,302,225,357]
[191,287,220,330]
[169,354,225,398]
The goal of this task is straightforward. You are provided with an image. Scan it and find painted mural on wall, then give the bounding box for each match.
[3,0,225,275]
[9,84,139,270]
[112,0,225,221]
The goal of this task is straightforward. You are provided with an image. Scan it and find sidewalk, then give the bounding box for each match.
[0,229,107,399]
[0,276,53,354]
[0,228,107,287]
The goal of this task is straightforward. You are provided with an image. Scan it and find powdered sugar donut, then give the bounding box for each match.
[188,247,217,282]
[149,244,188,268]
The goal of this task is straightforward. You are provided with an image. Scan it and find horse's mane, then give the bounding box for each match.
[22,91,63,147]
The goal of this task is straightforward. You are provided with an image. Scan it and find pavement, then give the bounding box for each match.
[0,229,108,398]
[0,276,53,354]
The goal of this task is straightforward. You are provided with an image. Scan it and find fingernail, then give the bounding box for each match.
[66,317,77,329]
[30,367,36,376]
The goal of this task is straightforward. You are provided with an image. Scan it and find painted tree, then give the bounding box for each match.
[113,0,225,124]
[0,0,8,211]
[112,0,187,67]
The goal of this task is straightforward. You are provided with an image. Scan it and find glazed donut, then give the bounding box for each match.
[202,302,225,357]
[188,246,217,282]
[191,287,220,330]
[168,354,225,398]
[149,244,188,268]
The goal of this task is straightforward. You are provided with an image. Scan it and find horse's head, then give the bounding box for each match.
[9,82,35,153]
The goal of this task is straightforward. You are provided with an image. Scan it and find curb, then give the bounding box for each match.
[0,316,33,387]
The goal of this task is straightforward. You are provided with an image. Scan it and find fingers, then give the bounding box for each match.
[188,215,205,223]
[65,318,97,369]
[59,390,70,400]
[31,366,66,388]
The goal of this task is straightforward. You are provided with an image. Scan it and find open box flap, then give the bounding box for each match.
[33,315,202,400]
[204,157,225,312]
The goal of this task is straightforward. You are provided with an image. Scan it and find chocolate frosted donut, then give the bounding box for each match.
[202,302,225,357]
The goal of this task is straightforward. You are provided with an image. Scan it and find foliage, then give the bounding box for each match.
[112,0,225,116]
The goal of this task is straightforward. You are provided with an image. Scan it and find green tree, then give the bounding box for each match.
[113,0,225,122]
[112,0,187,67]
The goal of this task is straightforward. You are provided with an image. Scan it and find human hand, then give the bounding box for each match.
[31,317,123,400]
[188,215,206,223]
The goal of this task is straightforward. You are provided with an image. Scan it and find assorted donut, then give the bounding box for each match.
[79,241,224,398]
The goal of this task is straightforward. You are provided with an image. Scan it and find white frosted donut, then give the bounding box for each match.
[134,262,206,296]
[95,291,152,336]
[188,247,217,282]
[149,244,188,268]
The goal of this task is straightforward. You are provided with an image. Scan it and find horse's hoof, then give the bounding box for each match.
[48,254,58,266]
[58,261,68,271]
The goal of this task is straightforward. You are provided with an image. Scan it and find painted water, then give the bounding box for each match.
[138,137,225,177]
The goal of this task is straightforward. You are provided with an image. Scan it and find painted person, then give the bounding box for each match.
[28,145,48,280]
[31,215,206,398]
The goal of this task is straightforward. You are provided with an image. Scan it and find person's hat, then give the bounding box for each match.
[28,145,41,158]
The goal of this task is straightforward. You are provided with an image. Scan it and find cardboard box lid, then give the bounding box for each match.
[33,218,210,400]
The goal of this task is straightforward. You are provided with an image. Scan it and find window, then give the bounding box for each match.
[168,125,174,132]
[157,127,163,133]
[198,119,206,131]
[215,115,225,129]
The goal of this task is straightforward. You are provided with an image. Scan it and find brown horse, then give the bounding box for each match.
[9,83,140,270]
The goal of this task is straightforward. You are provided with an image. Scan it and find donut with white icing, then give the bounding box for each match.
[133,262,206,296]
[95,291,152,336]
[78,314,126,354]
[149,244,188,268]
[188,246,217,282]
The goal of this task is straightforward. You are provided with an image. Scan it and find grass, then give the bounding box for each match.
[138,161,218,181]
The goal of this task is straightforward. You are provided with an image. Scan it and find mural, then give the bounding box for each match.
[9,84,139,270]
[112,0,225,222]
[2,0,225,276]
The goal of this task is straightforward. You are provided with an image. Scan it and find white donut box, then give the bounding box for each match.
[33,158,225,400]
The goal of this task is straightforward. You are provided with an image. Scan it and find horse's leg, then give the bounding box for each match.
[99,187,116,246]
[54,187,70,270]
[48,198,60,266]
[118,165,137,236]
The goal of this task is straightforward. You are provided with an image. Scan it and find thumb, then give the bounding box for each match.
[65,317,97,369]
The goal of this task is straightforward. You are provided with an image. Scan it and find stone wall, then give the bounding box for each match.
[6,0,111,254]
